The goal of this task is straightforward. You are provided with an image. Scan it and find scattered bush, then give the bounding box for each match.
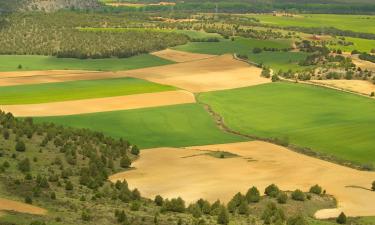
[265,184,280,198]
[246,186,260,203]
[277,192,288,204]
[309,184,323,195]
[15,141,26,152]
[336,212,347,224]
[291,189,305,201]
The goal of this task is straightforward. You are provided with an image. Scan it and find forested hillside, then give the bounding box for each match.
[0,0,101,12]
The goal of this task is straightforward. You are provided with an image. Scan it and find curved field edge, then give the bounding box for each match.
[198,82,375,167]
[32,103,246,149]
[0,77,176,105]
[0,54,173,72]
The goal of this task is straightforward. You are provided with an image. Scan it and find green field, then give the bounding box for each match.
[199,82,375,165]
[34,103,245,148]
[0,54,172,72]
[328,37,375,53]
[247,51,310,71]
[0,77,175,105]
[251,14,375,34]
[173,30,223,39]
[173,37,292,55]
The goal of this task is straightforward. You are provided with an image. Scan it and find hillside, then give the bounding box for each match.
[0,0,101,12]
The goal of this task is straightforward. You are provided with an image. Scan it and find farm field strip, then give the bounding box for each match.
[151,49,215,63]
[0,198,46,215]
[1,90,196,117]
[0,77,176,105]
[308,80,375,96]
[199,82,375,165]
[33,103,245,149]
[109,141,375,218]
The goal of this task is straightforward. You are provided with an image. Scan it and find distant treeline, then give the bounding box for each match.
[0,12,188,59]
[100,1,375,14]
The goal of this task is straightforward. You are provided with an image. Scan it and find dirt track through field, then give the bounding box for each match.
[151,49,215,63]
[0,54,267,93]
[0,90,195,117]
[309,80,375,96]
[109,141,375,219]
[0,198,46,215]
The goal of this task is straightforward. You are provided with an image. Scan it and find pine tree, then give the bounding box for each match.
[217,206,229,225]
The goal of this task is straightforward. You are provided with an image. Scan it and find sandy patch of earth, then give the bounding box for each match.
[109,141,375,219]
[0,70,94,78]
[151,49,215,63]
[0,198,46,215]
[0,90,195,117]
[121,54,267,93]
[0,55,267,93]
[0,71,120,87]
[309,80,375,96]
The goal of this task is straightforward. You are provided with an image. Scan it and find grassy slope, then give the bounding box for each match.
[329,37,375,53]
[173,37,292,55]
[199,82,375,165]
[33,104,245,148]
[0,77,176,105]
[174,37,308,71]
[252,14,375,34]
[247,51,309,71]
[0,54,172,72]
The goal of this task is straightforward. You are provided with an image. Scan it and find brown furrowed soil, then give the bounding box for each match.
[309,80,375,96]
[0,55,267,93]
[109,141,375,219]
[151,49,215,63]
[122,54,267,93]
[0,198,46,215]
[0,90,195,117]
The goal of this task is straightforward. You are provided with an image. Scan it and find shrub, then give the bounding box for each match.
[271,74,280,82]
[25,196,32,204]
[336,212,347,224]
[65,181,73,191]
[162,197,186,213]
[246,186,260,203]
[2,130,9,140]
[309,184,322,195]
[188,203,202,218]
[252,47,263,54]
[81,209,91,221]
[154,195,164,206]
[238,201,249,215]
[287,215,308,225]
[370,92,374,97]
[15,141,26,152]
[372,181,375,191]
[130,201,141,211]
[265,184,280,198]
[261,202,285,224]
[120,156,131,168]
[18,158,31,173]
[277,192,288,204]
[131,145,140,155]
[291,189,305,201]
[217,206,229,225]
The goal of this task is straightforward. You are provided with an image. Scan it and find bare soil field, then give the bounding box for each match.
[151,49,215,63]
[343,53,375,71]
[0,198,46,215]
[122,55,267,92]
[309,79,375,96]
[0,70,93,78]
[0,71,119,87]
[109,141,375,219]
[0,90,195,117]
[0,55,266,93]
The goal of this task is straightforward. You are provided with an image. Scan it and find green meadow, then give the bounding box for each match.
[329,37,375,53]
[0,77,175,105]
[173,37,292,55]
[0,54,172,72]
[247,51,310,71]
[252,14,375,34]
[199,82,375,165]
[34,103,245,148]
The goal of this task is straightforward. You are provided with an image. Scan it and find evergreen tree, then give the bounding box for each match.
[336,212,347,224]
[217,206,230,225]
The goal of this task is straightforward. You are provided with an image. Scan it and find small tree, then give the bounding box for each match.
[252,47,263,54]
[287,215,308,225]
[18,64,22,69]
[25,196,32,204]
[309,184,322,195]
[131,145,140,155]
[65,181,73,191]
[336,212,347,224]
[372,181,375,191]
[18,158,31,173]
[120,156,131,168]
[154,195,164,206]
[271,74,280,82]
[246,186,260,203]
[291,189,305,201]
[238,201,249,215]
[265,184,280,198]
[217,206,229,225]
[15,141,26,152]
[277,192,288,204]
